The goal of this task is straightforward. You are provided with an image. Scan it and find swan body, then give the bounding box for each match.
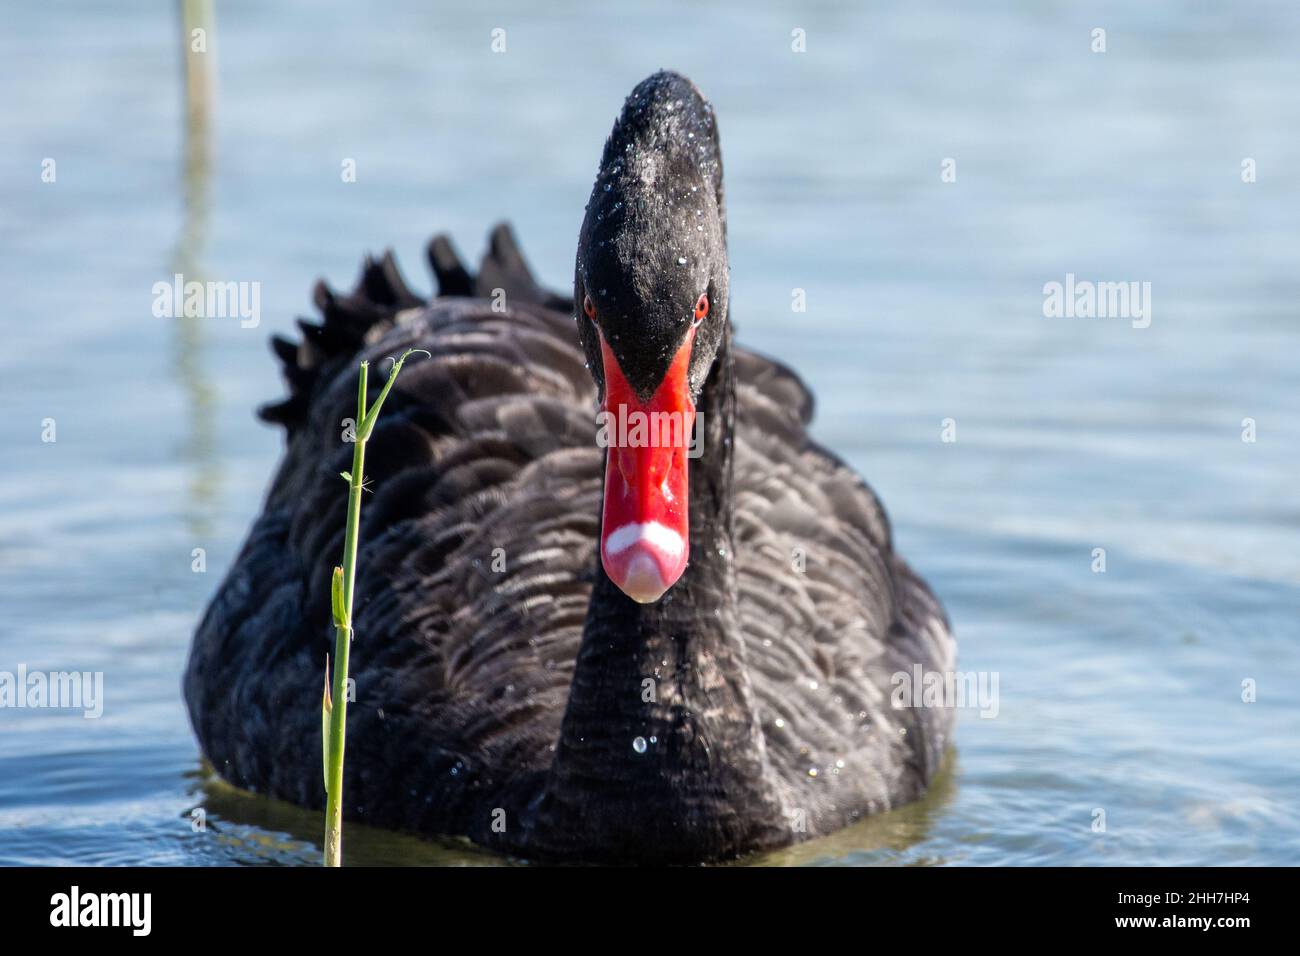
[186,72,954,863]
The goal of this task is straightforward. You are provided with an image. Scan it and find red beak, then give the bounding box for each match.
[598,328,695,603]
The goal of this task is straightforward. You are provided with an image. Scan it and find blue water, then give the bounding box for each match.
[2,1,1298,865]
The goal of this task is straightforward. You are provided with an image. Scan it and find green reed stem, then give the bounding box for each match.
[323,349,427,867]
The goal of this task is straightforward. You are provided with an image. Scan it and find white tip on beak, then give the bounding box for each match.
[619,552,671,604]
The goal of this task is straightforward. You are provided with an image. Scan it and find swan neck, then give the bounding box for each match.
[527,323,786,860]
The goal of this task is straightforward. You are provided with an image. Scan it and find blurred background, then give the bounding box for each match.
[1,0,1297,865]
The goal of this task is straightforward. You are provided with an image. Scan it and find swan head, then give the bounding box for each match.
[575,71,728,604]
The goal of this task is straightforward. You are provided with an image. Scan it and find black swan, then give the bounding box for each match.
[185,71,955,864]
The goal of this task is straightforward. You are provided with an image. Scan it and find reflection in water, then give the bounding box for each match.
[187,762,506,866]
[186,752,956,866]
[751,749,958,866]
[170,0,219,540]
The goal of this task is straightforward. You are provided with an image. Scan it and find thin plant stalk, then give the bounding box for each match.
[323,349,426,866]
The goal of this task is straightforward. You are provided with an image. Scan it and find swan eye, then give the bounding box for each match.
[693,293,709,325]
[583,294,596,320]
